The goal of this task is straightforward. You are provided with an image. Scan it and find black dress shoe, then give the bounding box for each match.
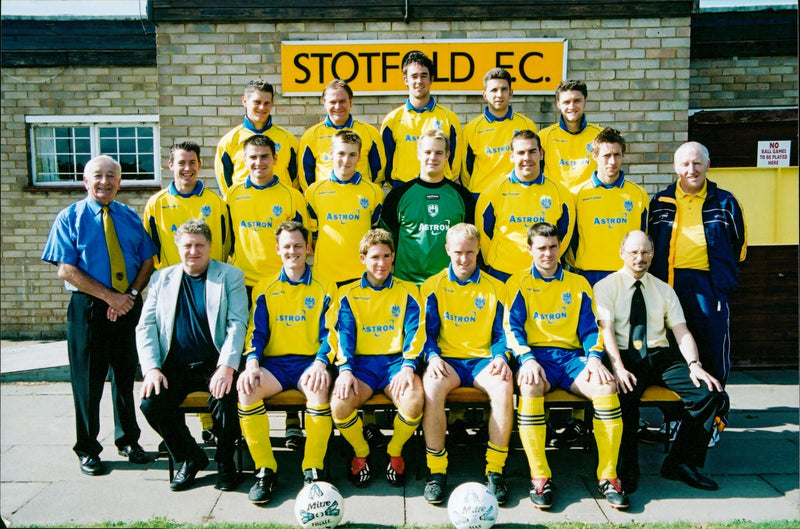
[79,455,107,476]
[118,443,152,464]
[170,453,209,491]
[215,461,241,491]
[660,461,718,491]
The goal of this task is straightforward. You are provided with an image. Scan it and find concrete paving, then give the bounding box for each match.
[0,340,797,527]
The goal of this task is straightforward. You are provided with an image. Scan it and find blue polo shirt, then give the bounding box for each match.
[42,197,157,292]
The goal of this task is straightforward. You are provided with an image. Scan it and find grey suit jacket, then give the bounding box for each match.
[136,259,248,374]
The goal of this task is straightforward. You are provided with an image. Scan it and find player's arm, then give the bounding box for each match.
[380,117,397,186]
[298,128,317,192]
[214,138,233,198]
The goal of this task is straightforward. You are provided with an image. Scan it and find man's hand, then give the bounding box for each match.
[237,359,263,396]
[209,365,235,399]
[107,291,135,315]
[689,363,723,392]
[488,356,512,381]
[388,366,415,397]
[425,356,452,379]
[582,356,614,385]
[333,369,358,400]
[301,360,331,393]
[611,361,638,393]
[140,368,168,399]
[516,358,545,387]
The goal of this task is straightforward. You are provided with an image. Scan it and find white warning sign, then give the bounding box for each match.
[757,140,791,167]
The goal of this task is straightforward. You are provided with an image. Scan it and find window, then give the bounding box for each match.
[26,115,160,186]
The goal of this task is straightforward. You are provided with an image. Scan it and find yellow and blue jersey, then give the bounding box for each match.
[476,171,575,278]
[568,172,649,273]
[461,106,537,196]
[420,265,510,361]
[335,273,423,370]
[380,97,462,186]
[244,265,336,365]
[506,264,604,363]
[143,181,231,269]
[215,115,299,197]
[298,115,385,191]
[305,172,384,285]
[226,175,308,286]
[539,116,603,193]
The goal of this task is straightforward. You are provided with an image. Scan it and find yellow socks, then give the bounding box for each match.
[592,393,623,479]
[302,404,332,470]
[485,440,509,475]
[518,396,551,478]
[386,410,422,458]
[238,401,277,471]
[333,409,370,458]
[426,446,448,475]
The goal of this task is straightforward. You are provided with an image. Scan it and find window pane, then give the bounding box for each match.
[32,121,158,185]
[118,137,136,153]
[100,137,118,154]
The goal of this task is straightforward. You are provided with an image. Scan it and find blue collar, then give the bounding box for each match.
[324,115,354,129]
[360,272,394,290]
[591,171,625,189]
[279,265,312,285]
[532,263,564,282]
[330,171,363,185]
[245,175,279,189]
[447,264,481,285]
[405,96,436,113]
[509,169,544,186]
[558,114,588,135]
[243,114,273,134]
[483,106,513,123]
[86,198,117,216]
[168,180,204,197]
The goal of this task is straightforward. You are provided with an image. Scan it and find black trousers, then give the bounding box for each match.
[139,357,240,466]
[617,346,726,479]
[66,292,142,458]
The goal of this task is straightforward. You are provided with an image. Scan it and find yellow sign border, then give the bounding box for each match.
[280,38,568,96]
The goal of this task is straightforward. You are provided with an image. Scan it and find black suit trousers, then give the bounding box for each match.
[617,346,726,478]
[66,292,142,458]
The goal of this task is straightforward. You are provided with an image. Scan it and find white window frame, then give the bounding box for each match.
[26,115,161,187]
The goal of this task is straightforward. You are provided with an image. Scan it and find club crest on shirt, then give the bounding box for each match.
[391,304,401,317]
[360,197,369,209]
[562,292,572,305]
[272,205,283,216]
[585,143,593,153]
[434,119,443,130]
[304,297,315,309]
[540,196,552,210]
[624,200,633,212]
[201,205,212,217]
[475,296,486,310]
[633,340,644,350]
[427,203,439,217]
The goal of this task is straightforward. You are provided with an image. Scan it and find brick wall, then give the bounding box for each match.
[156,17,692,197]
[690,55,798,109]
[0,66,158,338]
[12,15,789,338]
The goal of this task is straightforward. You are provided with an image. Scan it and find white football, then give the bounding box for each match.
[294,481,344,529]
[447,482,499,529]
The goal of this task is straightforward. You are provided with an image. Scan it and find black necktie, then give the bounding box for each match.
[629,280,647,360]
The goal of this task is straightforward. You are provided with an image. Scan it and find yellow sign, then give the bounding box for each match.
[281,39,567,96]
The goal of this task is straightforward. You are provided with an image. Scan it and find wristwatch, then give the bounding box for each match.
[688,360,701,368]
[129,289,139,297]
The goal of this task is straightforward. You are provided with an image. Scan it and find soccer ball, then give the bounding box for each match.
[447,482,499,529]
[294,481,344,529]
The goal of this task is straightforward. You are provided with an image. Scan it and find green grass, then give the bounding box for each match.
[15,520,799,529]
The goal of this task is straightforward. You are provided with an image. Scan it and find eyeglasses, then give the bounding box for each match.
[624,250,654,257]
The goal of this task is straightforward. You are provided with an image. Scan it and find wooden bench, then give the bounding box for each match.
[175,385,682,479]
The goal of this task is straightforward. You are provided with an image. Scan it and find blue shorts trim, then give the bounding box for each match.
[528,347,587,390]
[262,355,316,391]
[442,357,491,387]
[350,354,405,393]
